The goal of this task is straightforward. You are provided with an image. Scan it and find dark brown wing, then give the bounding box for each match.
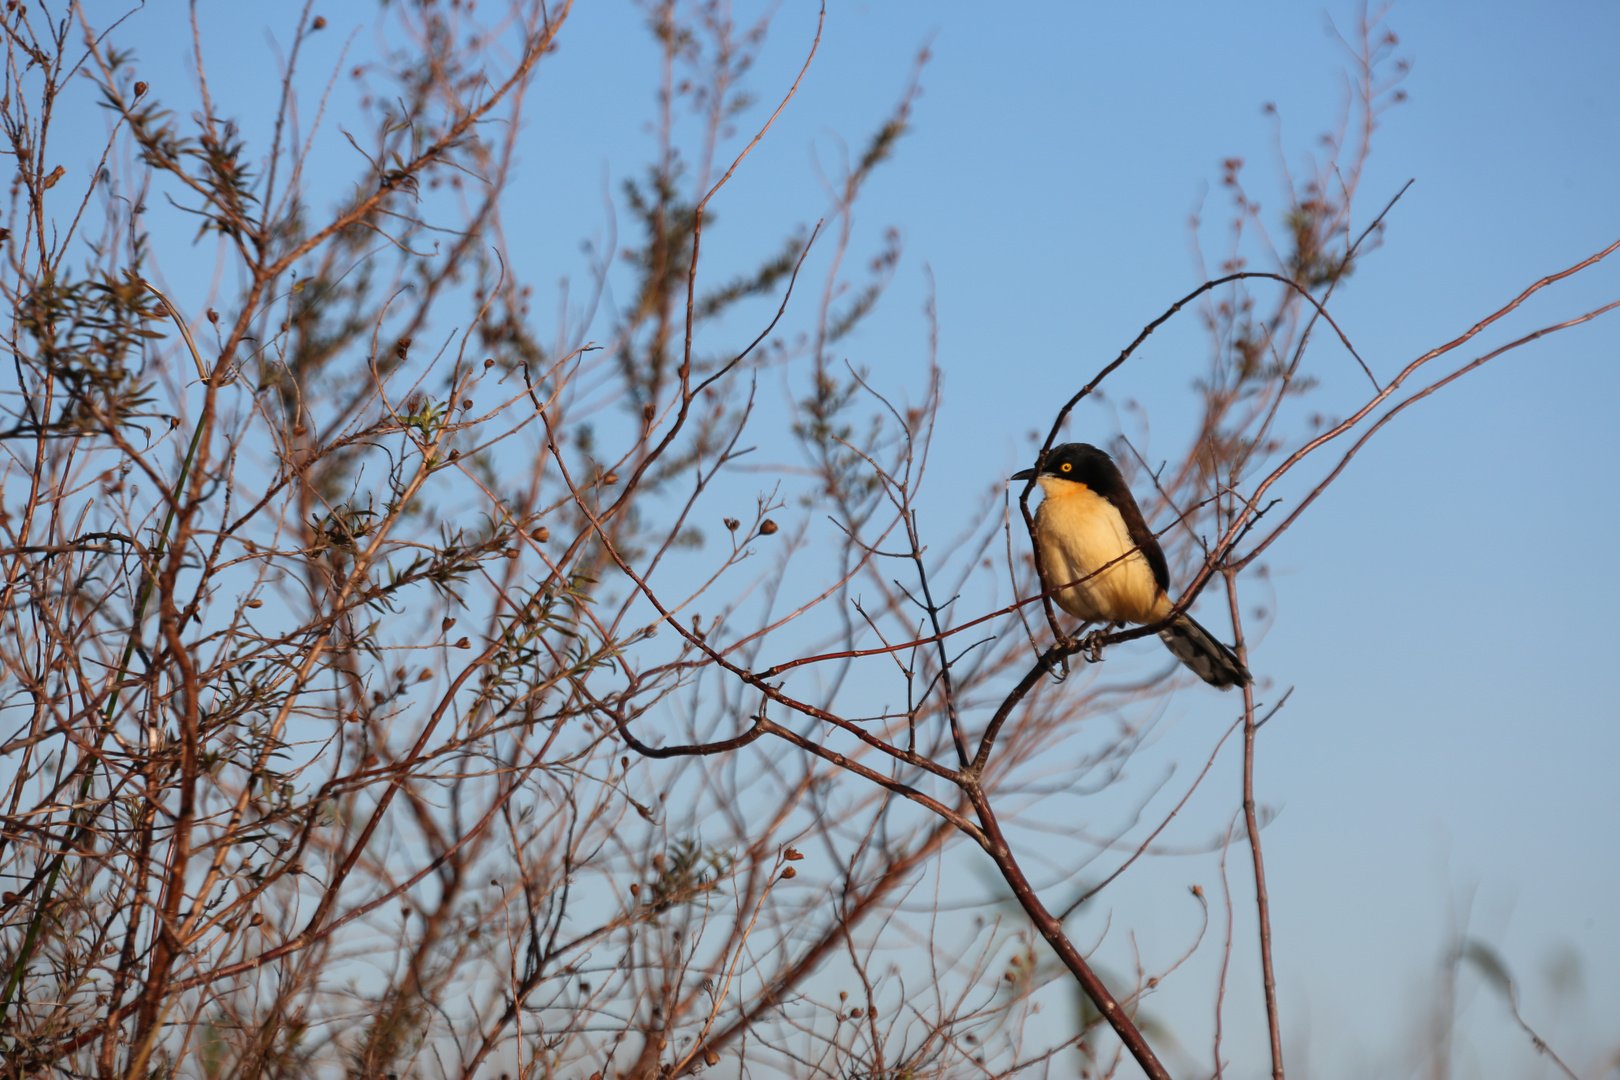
[1075,445,1171,594]
[1106,481,1170,594]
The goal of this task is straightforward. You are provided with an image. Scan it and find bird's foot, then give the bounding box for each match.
[1080,629,1108,665]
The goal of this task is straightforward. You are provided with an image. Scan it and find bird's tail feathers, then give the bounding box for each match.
[1158,614,1251,690]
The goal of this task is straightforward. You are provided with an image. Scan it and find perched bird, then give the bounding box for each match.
[1012,442,1251,689]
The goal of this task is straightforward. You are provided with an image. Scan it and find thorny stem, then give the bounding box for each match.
[1212,815,1239,1080]
[1225,566,1283,1080]
[904,509,970,769]
[0,285,213,1032]
[966,782,1173,1080]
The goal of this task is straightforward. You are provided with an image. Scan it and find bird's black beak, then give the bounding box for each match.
[1010,466,1037,482]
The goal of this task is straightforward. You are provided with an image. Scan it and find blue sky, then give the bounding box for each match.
[568,5,1620,1071]
[97,1,1620,1075]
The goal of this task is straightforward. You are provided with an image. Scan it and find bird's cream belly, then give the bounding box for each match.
[1034,483,1166,625]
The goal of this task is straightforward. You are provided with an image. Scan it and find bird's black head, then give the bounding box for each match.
[1010,442,1121,488]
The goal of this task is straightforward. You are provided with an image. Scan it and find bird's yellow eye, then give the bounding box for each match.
[1061,462,1071,472]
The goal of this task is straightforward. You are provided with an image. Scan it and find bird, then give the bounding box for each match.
[1012,442,1252,690]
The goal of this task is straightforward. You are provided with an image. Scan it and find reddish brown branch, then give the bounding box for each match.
[966,782,1173,1080]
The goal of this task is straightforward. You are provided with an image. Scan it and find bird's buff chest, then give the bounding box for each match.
[1032,478,1165,625]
